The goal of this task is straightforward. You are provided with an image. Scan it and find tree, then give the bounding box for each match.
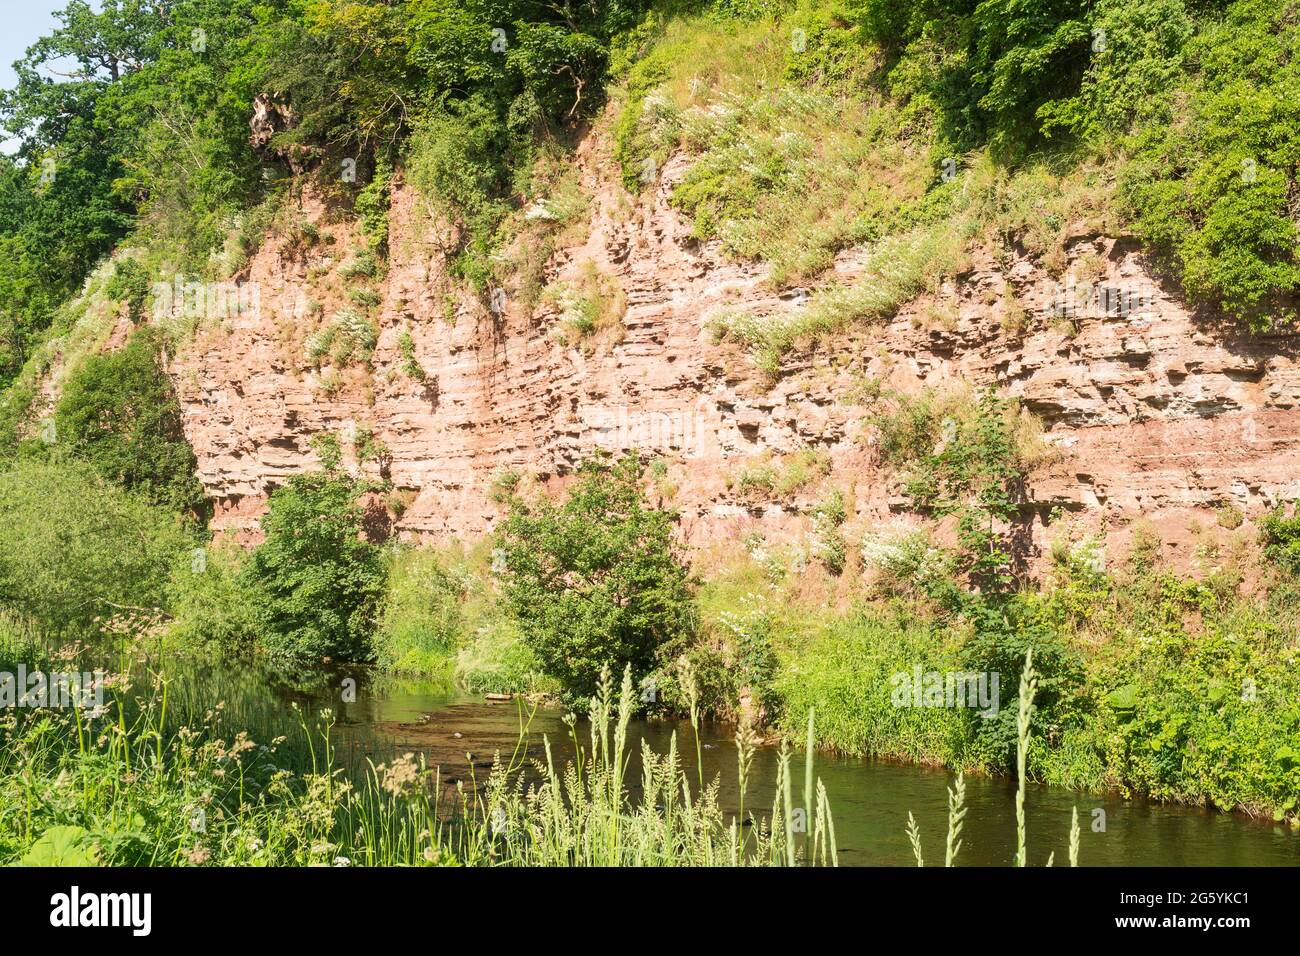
[241,450,386,660]
[496,451,696,702]
[55,326,207,517]
[0,458,189,634]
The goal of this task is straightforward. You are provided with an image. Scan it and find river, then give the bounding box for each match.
[203,661,1298,867]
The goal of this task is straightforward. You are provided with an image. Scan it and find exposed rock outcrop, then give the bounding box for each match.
[172,118,1300,571]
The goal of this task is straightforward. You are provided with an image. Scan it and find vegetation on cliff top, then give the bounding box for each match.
[0,0,1297,398]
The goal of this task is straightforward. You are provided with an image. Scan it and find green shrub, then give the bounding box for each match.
[355,155,393,256]
[54,327,207,517]
[397,329,425,381]
[714,593,779,713]
[305,309,378,368]
[0,459,190,634]
[958,597,1086,772]
[240,461,386,660]
[875,388,1026,595]
[103,258,152,318]
[1260,504,1300,576]
[811,489,848,574]
[406,96,516,290]
[1119,0,1300,329]
[496,452,697,702]
[165,541,260,653]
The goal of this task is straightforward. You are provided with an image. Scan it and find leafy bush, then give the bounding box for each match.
[304,309,378,368]
[496,452,697,702]
[875,388,1029,594]
[959,598,1085,771]
[810,489,848,574]
[1118,0,1300,329]
[0,459,190,634]
[54,326,207,517]
[1033,564,1300,816]
[375,547,465,677]
[165,541,260,653]
[1260,505,1300,576]
[240,460,385,660]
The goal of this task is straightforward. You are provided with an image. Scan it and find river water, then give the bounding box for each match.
[293,669,1300,867]
[123,649,1299,867]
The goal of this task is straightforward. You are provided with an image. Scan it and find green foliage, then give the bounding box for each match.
[0,459,189,634]
[616,12,923,288]
[240,459,385,660]
[810,489,848,574]
[20,826,102,867]
[876,388,1025,595]
[406,96,514,289]
[958,597,1084,771]
[54,326,207,516]
[0,637,835,867]
[1120,0,1300,329]
[714,593,779,712]
[355,153,393,257]
[454,617,550,696]
[165,541,260,654]
[1036,0,1195,138]
[1259,504,1300,577]
[1029,560,1300,816]
[103,257,151,317]
[775,609,986,767]
[496,452,697,702]
[397,328,425,381]
[375,547,464,677]
[305,308,378,367]
[397,0,643,288]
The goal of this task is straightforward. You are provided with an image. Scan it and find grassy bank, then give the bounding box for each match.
[0,611,840,867]
[4,604,1096,867]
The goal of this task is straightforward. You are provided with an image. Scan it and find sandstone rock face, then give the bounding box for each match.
[172,120,1300,571]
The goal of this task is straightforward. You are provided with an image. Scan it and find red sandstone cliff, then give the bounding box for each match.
[168,117,1300,573]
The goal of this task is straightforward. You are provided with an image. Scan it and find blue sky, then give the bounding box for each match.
[0,0,75,92]
[1,0,88,152]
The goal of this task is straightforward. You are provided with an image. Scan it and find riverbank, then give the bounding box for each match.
[2,453,1299,830]
[360,536,1300,826]
[2,619,1296,866]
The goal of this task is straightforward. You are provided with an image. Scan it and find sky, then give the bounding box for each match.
[1,0,87,153]
[0,0,75,91]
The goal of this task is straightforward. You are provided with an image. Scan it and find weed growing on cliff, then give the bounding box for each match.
[728,448,831,502]
[305,308,378,369]
[614,12,913,286]
[396,329,426,382]
[543,260,627,349]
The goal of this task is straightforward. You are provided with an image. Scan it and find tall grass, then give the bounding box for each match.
[0,622,839,866]
[902,649,1080,867]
